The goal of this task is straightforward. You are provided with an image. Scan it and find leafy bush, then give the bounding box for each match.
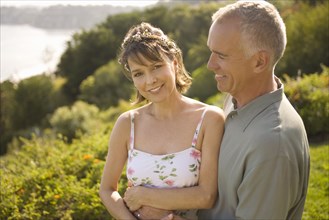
[205,92,226,107]
[0,132,125,220]
[100,99,138,124]
[1,98,140,219]
[1,135,327,219]
[49,101,101,141]
[283,66,329,138]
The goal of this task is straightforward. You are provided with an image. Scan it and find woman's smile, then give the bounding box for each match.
[148,84,163,94]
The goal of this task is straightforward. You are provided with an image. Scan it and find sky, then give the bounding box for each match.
[0,0,159,8]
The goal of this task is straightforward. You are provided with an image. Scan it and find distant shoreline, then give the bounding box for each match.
[0,5,140,30]
[1,25,73,82]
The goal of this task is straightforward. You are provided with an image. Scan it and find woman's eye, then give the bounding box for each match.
[133,72,142,77]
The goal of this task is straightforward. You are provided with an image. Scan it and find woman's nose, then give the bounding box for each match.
[146,73,157,84]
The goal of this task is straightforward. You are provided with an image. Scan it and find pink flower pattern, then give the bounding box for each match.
[164,179,175,186]
[190,149,201,160]
[127,167,135,175]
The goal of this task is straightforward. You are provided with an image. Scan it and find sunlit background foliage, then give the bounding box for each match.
[0,0,328,219]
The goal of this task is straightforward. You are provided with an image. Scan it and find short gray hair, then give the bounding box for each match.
[212,1,287,66]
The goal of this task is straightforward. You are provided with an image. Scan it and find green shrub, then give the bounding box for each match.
[100,98,140,125]
[49,101,102,141]
[0,132,120,220]
[283,66,329,138]
[205,92,226,107]
[1,134,327,219]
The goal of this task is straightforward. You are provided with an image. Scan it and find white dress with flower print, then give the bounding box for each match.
[127,109,207,220]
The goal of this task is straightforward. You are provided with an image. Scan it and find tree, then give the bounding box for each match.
[185,35,210,72]
[79,60,134,109]
[56,12,142,101]
[56,27,117,100]
[12,75,54,130]
[276,2,329,77]
[187,64,218,102]
[0,81,16,154]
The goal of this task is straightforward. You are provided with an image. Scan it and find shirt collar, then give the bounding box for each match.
[226,77,284,131]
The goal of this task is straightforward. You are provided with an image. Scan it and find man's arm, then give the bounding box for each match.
[236,156,299,219]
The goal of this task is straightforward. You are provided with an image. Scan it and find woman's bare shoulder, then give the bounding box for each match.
[205,104,225,118]
[127,103,151,118]
[184,97,224,118]
[113,111,131,131]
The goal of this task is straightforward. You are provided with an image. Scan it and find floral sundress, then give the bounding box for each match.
[126,109,207,219]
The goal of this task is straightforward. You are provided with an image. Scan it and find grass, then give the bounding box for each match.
[302,142,329,220]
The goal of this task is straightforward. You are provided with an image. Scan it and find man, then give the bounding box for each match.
[198,0,310,219]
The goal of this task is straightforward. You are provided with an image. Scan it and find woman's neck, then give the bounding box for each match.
[148,93,186,120]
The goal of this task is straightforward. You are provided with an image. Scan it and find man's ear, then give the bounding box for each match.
[253,50,270,73]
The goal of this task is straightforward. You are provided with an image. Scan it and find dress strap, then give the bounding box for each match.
[129,111,135,150]
[191,108,207,148]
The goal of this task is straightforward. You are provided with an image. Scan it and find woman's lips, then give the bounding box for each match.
[148,85,163,93]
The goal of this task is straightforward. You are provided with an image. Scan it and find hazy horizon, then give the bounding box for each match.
[0,0,159,8]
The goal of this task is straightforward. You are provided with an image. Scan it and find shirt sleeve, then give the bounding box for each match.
[235,156,299,219]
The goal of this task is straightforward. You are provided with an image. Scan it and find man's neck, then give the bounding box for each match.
[234,75,277,109]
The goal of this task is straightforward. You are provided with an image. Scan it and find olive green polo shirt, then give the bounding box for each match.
[199,81,310,219]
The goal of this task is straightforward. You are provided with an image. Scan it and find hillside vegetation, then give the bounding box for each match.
[1,128,328,219]
[0,1,328,219]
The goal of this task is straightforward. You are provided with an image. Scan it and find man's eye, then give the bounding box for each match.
[153,64,162,70]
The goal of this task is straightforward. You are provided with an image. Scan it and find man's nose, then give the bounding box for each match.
[207,53,217,71]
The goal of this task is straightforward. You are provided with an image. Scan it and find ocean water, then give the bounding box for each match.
[0,25,75,82]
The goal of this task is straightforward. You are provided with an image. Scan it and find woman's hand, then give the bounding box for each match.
[124,186,143,211]
[134,206,173,220]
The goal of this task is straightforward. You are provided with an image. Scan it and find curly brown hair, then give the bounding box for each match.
[118,22,192,104]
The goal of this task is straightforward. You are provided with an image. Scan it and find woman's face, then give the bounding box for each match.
[128,53,177,103]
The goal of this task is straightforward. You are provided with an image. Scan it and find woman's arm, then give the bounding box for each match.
[99,112,137,220]
[124,107,225,211]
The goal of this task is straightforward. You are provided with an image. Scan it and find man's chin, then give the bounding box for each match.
[217,84,226,93]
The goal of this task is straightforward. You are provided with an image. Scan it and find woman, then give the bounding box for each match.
[99,22,225,220]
